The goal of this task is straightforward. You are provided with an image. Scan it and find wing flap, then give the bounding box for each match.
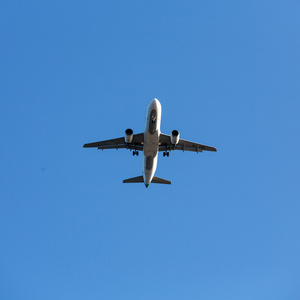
[159,133,217,153]
[83,137,125,148]
[83,133,144,150]
[97,145,143,151]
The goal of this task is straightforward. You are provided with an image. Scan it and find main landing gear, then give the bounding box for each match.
[163,151,169,157]
[132,150,139,156]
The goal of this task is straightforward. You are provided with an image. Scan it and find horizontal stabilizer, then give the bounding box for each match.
[123,175,171,185]
[123,176,144,183]
[151,176,171,185]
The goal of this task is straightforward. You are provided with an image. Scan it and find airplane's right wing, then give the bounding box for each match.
[83,133,144,151]
[159,133,217,153]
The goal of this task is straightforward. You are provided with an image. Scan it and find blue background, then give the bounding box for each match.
[1,1,299,299]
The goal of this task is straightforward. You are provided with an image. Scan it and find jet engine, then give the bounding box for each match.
[125,128,133,143]
[170,130,180,145]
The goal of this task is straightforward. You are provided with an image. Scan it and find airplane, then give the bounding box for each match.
[83,98,217,187]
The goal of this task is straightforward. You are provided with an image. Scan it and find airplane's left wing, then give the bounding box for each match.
[159,133,217,153]
[83,133,144,151]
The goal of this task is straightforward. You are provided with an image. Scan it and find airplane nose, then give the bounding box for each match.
[151,98,161,109]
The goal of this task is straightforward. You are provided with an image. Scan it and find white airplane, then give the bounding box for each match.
[83,98,217,187]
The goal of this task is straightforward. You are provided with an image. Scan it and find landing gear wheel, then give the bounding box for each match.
[133,150,139,156]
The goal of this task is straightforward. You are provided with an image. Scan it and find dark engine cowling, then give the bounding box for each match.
[170,130,180,145]
[125,128,133,143]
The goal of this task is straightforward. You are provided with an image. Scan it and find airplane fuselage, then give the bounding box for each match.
[143,99,162,187]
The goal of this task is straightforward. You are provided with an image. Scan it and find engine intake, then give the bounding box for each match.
[125,128,133,144]
[171,130,180,145]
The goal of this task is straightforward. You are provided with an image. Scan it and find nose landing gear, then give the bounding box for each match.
[163,151,169,157]
[133,150,139,156]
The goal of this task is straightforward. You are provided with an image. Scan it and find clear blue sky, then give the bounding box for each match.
[1,1,299,299]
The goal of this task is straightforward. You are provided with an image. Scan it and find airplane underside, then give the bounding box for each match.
[83,98,217,187]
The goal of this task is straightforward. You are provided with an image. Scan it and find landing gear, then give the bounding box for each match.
[163,151,169,157]
[132,150,139,156]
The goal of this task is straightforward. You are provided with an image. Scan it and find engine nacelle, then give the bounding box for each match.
[170,130,180,145]
[125,128,133,144]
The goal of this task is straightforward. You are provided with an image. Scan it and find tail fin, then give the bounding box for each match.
[123,176,171,185]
